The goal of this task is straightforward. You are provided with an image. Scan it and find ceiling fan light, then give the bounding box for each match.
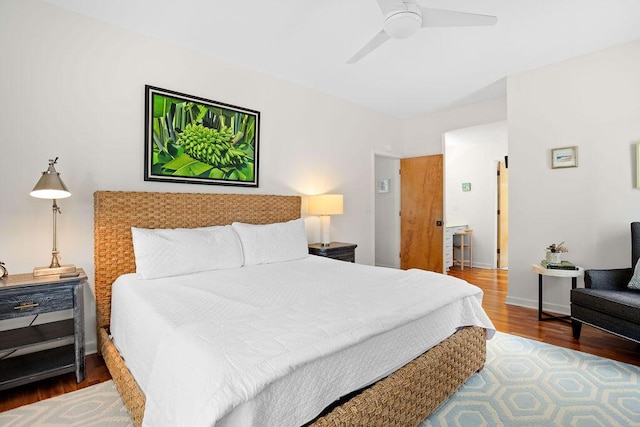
[383,11,421,39]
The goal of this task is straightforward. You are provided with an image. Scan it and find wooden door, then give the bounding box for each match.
[400,155,444,272]
[497,160,509,268]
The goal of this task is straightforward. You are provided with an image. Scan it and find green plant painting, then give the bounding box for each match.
[144,86,259,187]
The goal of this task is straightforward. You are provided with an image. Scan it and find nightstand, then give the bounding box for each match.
[0,269,87,391]
[308,242,357,263]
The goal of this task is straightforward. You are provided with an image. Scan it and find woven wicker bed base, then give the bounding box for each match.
[99,328,145,427]
[311,326,486,427]
[99,326,485,427]
[94,192,487,426]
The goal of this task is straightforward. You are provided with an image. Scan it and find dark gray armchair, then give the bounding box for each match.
[570,222,640,343]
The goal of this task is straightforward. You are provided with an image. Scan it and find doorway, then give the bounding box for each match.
[374,154,444,272]
[374,155,400,268]
[497,159,509,268]
[373,122,507,273]
[444,121,508,270]
[400,155,444,272]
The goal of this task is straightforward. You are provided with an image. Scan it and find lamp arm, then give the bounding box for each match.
[50,199,61,268]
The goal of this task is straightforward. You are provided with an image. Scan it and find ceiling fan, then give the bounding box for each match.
[347,0,497,64]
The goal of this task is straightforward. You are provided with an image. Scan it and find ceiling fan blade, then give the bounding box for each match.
[347,30,390,64]
[419,7,497,27]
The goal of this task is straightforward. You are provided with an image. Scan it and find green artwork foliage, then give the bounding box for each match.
[145,87,259,186]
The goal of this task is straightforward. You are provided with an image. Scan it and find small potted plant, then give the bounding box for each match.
[546,242,567,264]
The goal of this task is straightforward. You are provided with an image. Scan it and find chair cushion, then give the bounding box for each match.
[629,258,640,290]
[571,288,640,324]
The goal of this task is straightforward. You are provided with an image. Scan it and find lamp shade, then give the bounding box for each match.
[30,159,71,200]
[308,194,343,216]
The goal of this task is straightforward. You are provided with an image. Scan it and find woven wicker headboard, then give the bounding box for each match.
[94,191,301,331]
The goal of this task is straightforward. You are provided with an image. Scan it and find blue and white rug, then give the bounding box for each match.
[421,332,640,427]
[1,332,638,426]
[0,380,132,426]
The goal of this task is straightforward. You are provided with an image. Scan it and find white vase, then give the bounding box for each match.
[546,251,562,264]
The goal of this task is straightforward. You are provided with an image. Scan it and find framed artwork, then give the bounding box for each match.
[144,85,260,187]
[551,146,578,169]
[462,182,471,192]
[378,179,390,193]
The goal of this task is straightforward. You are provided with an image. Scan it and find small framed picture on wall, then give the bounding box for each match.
[378,179,390,193]
[551,146,578,169]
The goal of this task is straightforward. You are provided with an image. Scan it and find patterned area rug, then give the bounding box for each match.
[0,381,132,427]
[422,332,640,427]
[1,332,638,426]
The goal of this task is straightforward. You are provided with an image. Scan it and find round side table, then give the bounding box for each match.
[531,263,584,322]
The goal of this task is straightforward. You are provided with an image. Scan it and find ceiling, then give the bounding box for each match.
[42,0,640,118]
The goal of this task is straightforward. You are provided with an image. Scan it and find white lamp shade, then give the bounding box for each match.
[308,194,343,215]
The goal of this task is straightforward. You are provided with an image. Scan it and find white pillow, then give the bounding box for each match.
[232,219,308,266]
[131,225,244,279]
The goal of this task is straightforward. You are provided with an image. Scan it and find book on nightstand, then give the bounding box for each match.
[541,260,578,270]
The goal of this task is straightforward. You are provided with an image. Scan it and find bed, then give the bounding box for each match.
[94,190,493,426]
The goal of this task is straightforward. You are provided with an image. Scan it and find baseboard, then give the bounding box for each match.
[469,263,493,269]
[505,296,569,316]
[446,263,493,272]
[86,339,97,355]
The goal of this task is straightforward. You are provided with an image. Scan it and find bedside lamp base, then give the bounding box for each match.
[320,215,331,246]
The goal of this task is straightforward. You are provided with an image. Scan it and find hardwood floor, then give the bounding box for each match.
[0,352,111,412]
[1,267,638,413]
[448,267,640,367]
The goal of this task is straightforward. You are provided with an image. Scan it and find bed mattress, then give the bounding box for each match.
[110,256,494,426]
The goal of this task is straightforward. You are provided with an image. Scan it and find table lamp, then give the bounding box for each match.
[308,194,343,246]
[30,158,76,277]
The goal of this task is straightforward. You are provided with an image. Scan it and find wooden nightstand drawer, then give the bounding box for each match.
[0,287,73,321]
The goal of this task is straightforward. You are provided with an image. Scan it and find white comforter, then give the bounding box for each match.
[111,256,494,427]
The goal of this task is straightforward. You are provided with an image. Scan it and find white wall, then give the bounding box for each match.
[374,155,400,268]
[0,0,402,352]
[445,122,508,269]
[507,39,640,314]
[403,97,508,157]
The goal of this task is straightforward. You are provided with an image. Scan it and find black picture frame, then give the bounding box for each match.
[144,85,260,187]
